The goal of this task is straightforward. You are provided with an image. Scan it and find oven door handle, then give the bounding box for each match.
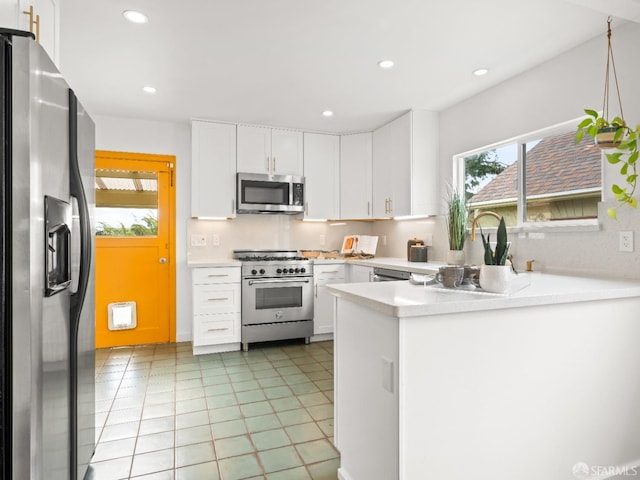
[247,278,311,286]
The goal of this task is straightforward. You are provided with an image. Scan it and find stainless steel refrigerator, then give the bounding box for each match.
[0,29,95,479]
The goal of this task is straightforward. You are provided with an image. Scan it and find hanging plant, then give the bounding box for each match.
[575,18,638,219]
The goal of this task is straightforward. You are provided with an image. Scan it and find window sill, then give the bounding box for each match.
[517,219,600,234]
[472,219,601,237]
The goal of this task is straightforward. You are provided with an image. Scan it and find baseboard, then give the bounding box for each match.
[310,333,333,342]
[338,467,354,480]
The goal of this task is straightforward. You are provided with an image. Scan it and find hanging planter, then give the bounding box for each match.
[575,18,638,219]
[594,126,622,149]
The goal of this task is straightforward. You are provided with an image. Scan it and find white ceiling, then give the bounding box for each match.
[58,0,633,133]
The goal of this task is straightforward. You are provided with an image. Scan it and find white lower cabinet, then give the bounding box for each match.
[313,264,346,337]
[192,266,241,354]
[347,264,373,283]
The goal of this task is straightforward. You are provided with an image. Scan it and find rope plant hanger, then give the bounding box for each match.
[601,17,625,130]
[575,17,639,219]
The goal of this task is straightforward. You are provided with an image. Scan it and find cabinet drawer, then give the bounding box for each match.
[193,313,240,346]
[314,264,345,281]
[192,267,240,285]
[193,284,240,314]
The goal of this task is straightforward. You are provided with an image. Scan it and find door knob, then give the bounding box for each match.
[159,257,167,264]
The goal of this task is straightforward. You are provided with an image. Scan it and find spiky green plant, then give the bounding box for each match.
[447,191,468,251]
[480,217,509,265]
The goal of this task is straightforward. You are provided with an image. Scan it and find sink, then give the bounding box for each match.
[418,275,532,296]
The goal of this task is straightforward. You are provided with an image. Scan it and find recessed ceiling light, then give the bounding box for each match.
[143,86,156,94]
[123,10,148,24]
[377,59,395,69]
[473,67,489,76]
[322,110,334,117]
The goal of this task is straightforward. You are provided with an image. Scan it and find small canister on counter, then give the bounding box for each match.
[409,245,428,262]
[407,238,423,261]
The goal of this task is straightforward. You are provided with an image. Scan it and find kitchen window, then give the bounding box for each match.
[455,119,602,229]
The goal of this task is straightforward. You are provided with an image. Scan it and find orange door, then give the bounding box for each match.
[94,151,176,348]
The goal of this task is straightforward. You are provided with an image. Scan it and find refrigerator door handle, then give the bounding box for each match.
[68,90,91,318]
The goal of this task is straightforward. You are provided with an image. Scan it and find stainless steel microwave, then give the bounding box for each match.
[236,172,305,214]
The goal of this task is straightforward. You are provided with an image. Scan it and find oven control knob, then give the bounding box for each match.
[300,267,306,273]
[294,268,300,273]
[276,268,282,274]
[283,268,289,274]
[259,268,265,275]
[251,269,258,275]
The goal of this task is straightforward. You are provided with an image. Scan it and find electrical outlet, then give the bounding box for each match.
[319,234,326,247]
[213,234,220,247]
[619,231,634,252]
[190,234,206,246]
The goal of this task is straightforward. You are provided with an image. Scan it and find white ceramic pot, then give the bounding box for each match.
[479,265,513,293]
[447,249,465,266]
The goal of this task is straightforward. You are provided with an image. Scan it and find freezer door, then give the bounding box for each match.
[10,34,72,480]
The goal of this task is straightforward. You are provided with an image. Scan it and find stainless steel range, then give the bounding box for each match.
[234,250,314,351]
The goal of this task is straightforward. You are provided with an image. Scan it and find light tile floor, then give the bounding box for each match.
[87,340,339,480]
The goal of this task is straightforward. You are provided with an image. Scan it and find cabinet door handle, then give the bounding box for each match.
[266,156,270,172]
[305,202,308,215]
[22,5,40,43]
[315,284,318,298]
[207,297,229,301]
[207,327,229,332]
[388,197,393,213]
[367,201,370,216]
[321,270,339,274]
[273,156,276,172]
[207,274,229,277]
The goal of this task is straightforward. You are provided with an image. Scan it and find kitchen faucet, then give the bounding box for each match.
[470,211,501,241]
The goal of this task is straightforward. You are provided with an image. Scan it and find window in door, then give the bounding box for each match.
[95,169,158,236]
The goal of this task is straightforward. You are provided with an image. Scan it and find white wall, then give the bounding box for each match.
[93,115,193,341]
[437,22,640,279]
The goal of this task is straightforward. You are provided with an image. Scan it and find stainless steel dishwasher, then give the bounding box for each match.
[372,267,412,282]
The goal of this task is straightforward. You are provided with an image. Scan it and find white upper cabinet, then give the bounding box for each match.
[303,132,340,219]
[340,132,372,219]
[372,110,438,218]
[237,125,303,176]
[3,0,59,65]
[191,121,237,218]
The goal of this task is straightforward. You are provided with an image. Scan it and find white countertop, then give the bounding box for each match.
[314,256,445,274]
[189,256,445,273]
[328,272,640,317]
[187,259,241,268]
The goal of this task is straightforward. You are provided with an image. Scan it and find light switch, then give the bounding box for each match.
[381,357,393,393]
[213,234,220,246]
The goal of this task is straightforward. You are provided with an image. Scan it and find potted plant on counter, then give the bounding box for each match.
[479,216,514,293]
[446,190,468,266]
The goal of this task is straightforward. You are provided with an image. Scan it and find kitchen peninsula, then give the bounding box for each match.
[328,274,640,480]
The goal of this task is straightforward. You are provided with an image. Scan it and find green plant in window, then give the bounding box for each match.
[575,109,638,219]
[446,190,468,251]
